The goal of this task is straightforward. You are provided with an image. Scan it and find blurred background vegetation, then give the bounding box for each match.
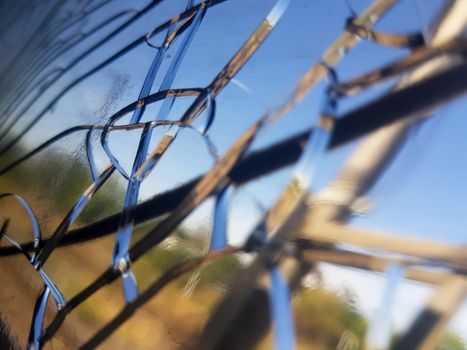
[0,144,464,349]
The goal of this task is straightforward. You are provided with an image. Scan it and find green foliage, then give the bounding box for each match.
[146,243,196,273]
[294,286,367,349]
[440,333,467,350]
[0,141,125,224]
[198,254,242,286]
[139,230,242,288]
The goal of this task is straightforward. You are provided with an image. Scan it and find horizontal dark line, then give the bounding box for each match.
[1,61,466,255]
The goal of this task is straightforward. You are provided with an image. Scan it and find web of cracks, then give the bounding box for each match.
[0,0,466,349]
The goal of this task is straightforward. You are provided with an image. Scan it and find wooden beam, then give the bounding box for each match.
[299,248,465,286]
[297,223,467,270]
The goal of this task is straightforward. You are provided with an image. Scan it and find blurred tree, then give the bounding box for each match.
[294,286,367,349]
